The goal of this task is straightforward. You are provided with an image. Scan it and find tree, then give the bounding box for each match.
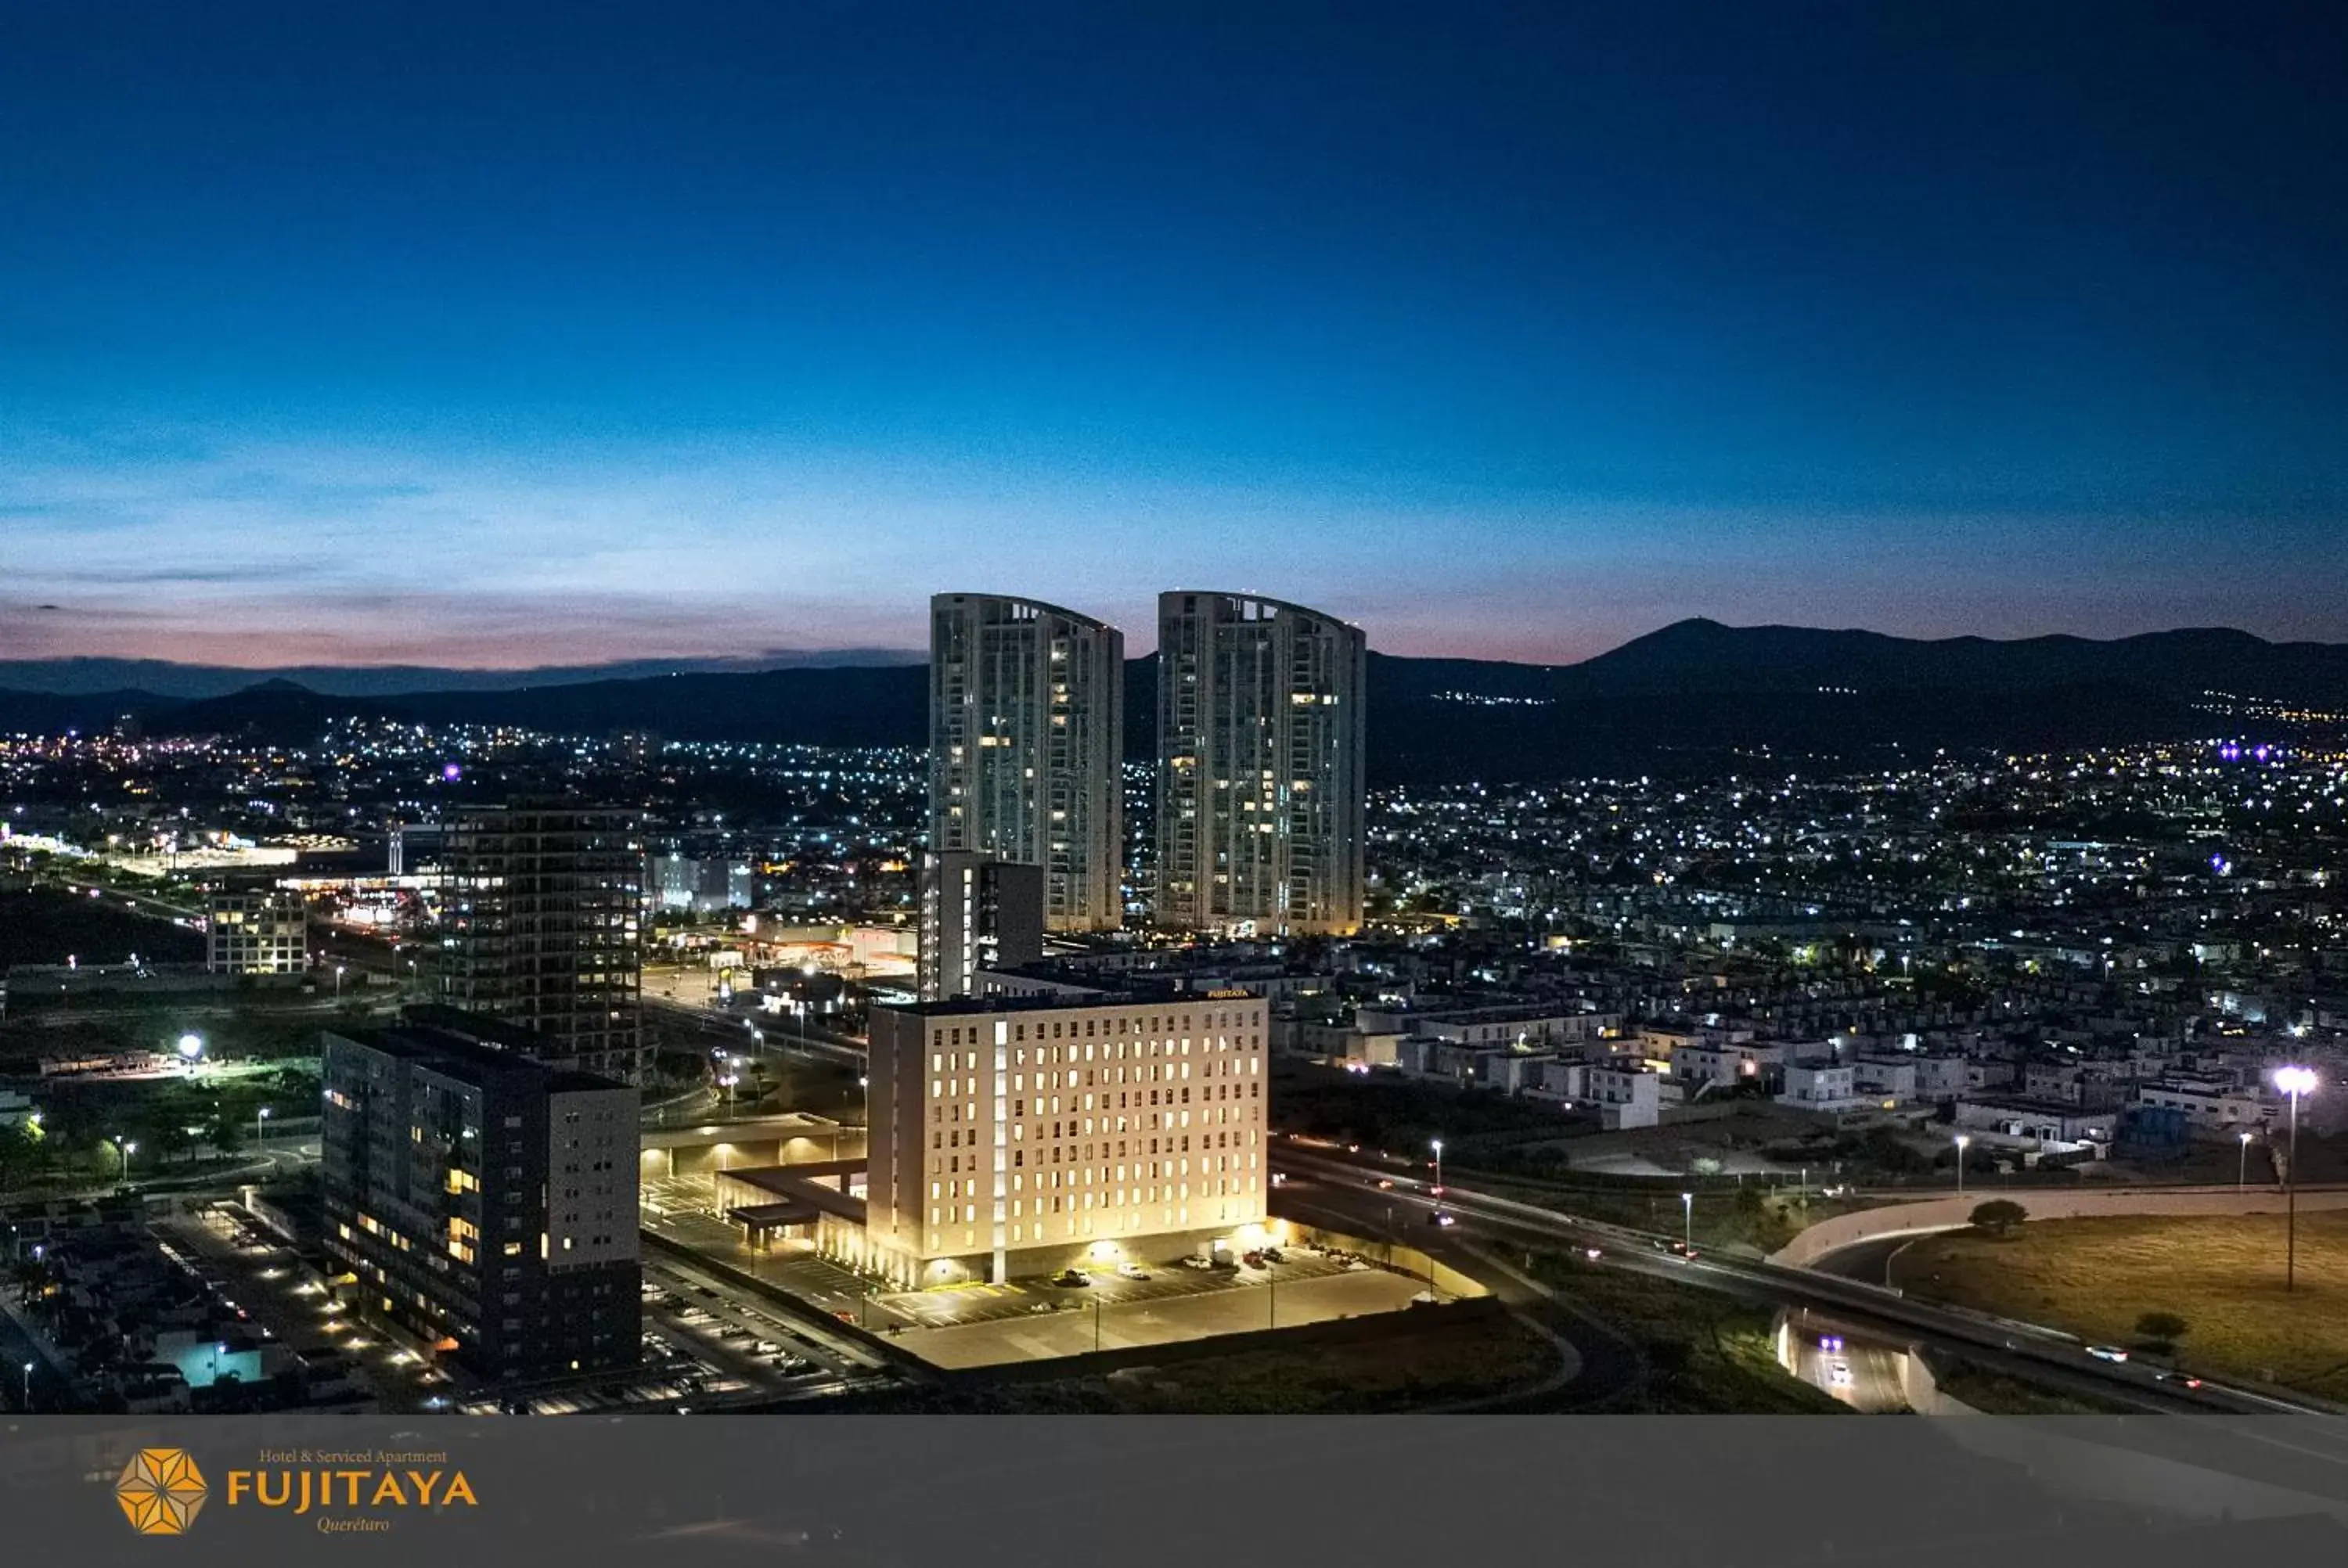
[205,1113,244,1160]
[0,1121,31,1192]
[149,1120,196,1168]
[1969,1199,2028,1236]
[2135,1311,2188,1351]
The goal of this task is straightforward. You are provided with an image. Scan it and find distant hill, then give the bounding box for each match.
[0,649,923,699]
[4,620,2340,783]
[1550,619,2348,699]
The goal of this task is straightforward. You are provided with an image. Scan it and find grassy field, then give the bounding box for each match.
[1929,1360,2135,1415]
[1890,1213,2348,1399]
[0,886,203,968]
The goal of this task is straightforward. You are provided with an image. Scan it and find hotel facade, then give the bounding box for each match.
[859,992,1269,1286]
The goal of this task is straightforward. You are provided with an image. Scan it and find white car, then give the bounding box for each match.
[2085,1345,2130,1363]
[1828,1361,1853,1388]
[1115,1262,1150,1281]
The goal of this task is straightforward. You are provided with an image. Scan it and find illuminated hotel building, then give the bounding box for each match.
[927,592,1125,933]
[862,991,1269,1286]
[320,1009,640,1384]
[1155,591,1368,937]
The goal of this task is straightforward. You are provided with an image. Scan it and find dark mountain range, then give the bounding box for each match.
[0,649,923,699]
[1550,619,2348,699]
[4,620,2339,784]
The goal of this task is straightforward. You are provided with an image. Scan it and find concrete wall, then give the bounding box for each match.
[1898,1350,1975,1416]
[1771,1185,2348,1269]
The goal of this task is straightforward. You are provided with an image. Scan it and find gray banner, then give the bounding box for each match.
[8,1414,2348,1566]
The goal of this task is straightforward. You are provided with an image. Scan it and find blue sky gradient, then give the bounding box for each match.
[4,3,2345,666]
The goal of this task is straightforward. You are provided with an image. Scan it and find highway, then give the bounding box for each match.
[646,994,870,1071]
[1270,1144,2331,1417]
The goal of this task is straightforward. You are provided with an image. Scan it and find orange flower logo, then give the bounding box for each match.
[115,1448,210,1536]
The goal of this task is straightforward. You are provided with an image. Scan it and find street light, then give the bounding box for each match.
[2238,1129,2254,1192]
[175,1032,203,1063]
[20,1361,30,1411]
[257,1106,272,1150]
[333,965,347,998]
[1680,1191,1693,1253]
[1430,1137,1444,1195]
[1954,1134,1971,1195]
[2274,1066,2318,1292]
[104,1135,137,1191]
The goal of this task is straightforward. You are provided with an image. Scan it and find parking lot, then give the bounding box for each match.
[171,1205,796,1415]
[892,1261,1431,1369]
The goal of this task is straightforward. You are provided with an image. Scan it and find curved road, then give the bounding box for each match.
[1270,1176,1646,1410]
[1270,1145,2325,1417]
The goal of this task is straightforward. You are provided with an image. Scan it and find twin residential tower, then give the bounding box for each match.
[924,590,1366,991]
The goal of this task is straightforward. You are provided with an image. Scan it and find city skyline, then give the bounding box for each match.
[5,5,2347,668]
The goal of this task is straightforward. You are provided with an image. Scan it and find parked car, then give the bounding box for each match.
[1241,1250,1266,1268]
[1259,1246,1284,1264]
[1051,1268,1089,1288]
[1115,1262,1150,1280]
[1177,1255,1215,1271]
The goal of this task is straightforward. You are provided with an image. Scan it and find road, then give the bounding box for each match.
[1788,1318,1910,1412]
[1269,1171,1647,1409]
[1270,1145,2325,1417]
[1808,1235,1911,1289]
[646,995,869,1071]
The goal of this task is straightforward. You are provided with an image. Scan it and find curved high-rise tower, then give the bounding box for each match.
[927,592,1125,933]
[1155,591,1367,937]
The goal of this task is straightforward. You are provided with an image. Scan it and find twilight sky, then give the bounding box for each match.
[5,2,2346,668]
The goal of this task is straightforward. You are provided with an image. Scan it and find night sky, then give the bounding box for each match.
[4,3,2345,668]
